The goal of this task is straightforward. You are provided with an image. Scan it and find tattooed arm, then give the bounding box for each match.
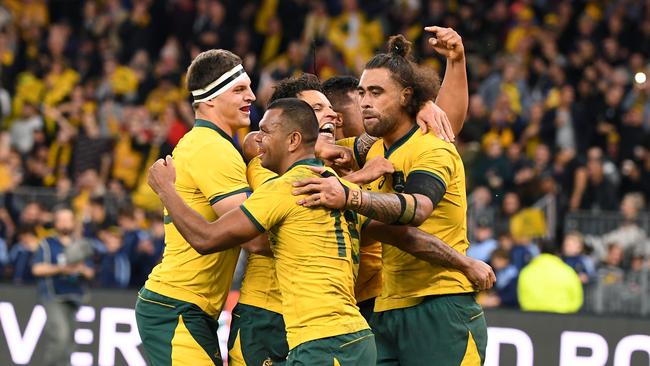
[293,170,445,226]
[353,133,378,167]
[346,190,434,226]
[361,221,496,290]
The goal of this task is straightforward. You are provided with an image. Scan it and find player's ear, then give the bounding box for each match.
[400,87,413,107]
[335,112,344,128]
[200,98,217,111]
[287,131,302,152]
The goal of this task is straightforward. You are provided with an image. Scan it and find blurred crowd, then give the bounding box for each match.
[0,0,650,314]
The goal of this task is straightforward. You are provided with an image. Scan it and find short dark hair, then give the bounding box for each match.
[490,248,510,261]
[365,35,440,118]
[53,204,73,214]
[267,98,319,146]
[322,75,359,107]
[186,49,242,92]
[538,238,559,255]
[17,224,37,237]
[90,195,105,206]
[270,74,322,103]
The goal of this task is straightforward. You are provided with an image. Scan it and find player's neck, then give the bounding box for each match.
[194,112,235,137]
[382,119,416,149]
[279,151,316,175]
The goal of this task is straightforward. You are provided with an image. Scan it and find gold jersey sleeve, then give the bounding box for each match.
[238,156,283,313]
[240,159,368,349]
[246,156,278,190]
[145,121,250,317]
[365,126,474,312]
[336,136,356,149]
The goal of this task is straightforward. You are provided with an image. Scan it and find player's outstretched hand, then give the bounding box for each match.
[463,257,496,291]
[148,155,176,195]
[417,100,455,142]
[292,166,347,209]
[424,26,465,63]
[359,157,394,183]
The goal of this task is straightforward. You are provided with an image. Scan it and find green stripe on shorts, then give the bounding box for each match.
[135,288,222,365]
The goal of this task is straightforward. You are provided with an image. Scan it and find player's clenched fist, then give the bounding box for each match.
[148,155,176,195]
[424,26,465,62]
[464,258,497,291]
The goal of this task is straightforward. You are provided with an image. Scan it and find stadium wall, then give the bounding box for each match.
[0,285,649,366]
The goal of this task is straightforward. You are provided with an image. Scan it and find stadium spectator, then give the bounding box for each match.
[561,231,596,284]
[82,195,115,240]
[32,206,95,366]
[96,226,131,289]
[580,147,619,211]
[598,243,626,285]
[467,217,497,263]
[479,248,519,309]
[598,192,649,264]
[8,224,39,284]
[9,101,42,155]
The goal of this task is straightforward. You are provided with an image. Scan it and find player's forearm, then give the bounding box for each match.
[346,190,430,226]
[353,133,378,166]
[365,222,470,270]
[158,186,225,254]
[403,227,472,270]
[435,57,468,135]
[342,166,377,185]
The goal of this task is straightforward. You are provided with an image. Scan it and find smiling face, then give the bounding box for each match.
[211,75,256,131]
[255,108,288,174]
[357,68,403,138]
[297,89,339,142]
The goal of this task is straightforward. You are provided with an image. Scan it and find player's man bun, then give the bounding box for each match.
[387,35,412,59]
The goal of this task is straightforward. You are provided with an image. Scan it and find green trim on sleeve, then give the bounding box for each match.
[353,136,364,167]
[209,187,252,206]
[360,217,373,232]
[239,205,266,233]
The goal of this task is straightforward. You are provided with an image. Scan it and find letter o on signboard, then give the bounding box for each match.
[614,335,650,366]
[485,327,534,366]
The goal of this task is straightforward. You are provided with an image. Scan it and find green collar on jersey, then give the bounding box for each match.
[193,119,241,155]
[384,124,419,158]
[287,157,324,172]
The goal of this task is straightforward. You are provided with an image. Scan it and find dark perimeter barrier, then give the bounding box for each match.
[1,285,649,366]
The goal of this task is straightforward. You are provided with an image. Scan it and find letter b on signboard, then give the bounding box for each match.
[560,331,608,366]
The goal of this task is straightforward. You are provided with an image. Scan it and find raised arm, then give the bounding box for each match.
[148,156,261,254]
[426,26,468,135]
[361,221,495,290]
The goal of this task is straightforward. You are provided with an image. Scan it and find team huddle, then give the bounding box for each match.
[135,26,496,366]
